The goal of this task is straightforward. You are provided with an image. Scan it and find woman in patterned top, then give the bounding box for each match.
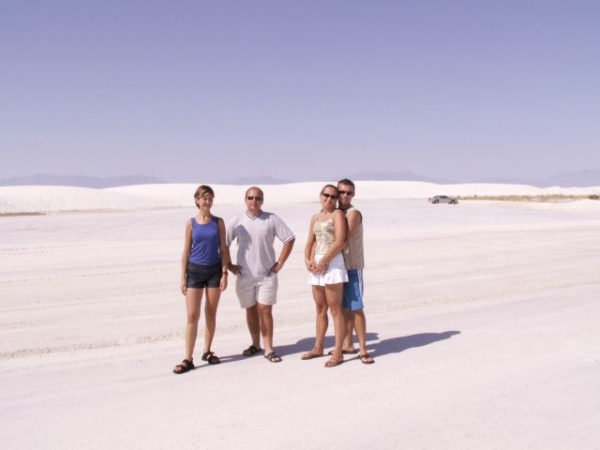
[302,184,348,367]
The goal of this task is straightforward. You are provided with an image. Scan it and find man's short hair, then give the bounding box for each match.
[337,178,355,190]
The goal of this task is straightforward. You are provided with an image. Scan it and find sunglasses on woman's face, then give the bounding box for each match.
[322,193,338,199]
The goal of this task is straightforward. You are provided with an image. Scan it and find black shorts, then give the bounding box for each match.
[186,262,222,289]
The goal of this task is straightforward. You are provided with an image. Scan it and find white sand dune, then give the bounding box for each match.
[1,181,599,214]
[1,182,600,449]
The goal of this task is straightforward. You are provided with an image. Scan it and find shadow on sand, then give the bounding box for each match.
[278,331,461,359]
[216,331,460,363]
[373,331,461,357]
[274,332,381,358]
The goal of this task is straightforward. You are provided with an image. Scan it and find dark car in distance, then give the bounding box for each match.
[428,195,459,204]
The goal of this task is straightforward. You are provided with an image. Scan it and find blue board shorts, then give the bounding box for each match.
[342,269,364,311]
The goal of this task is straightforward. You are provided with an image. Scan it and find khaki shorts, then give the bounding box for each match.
[235,273,278,308]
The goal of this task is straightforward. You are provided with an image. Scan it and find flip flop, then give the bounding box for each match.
[358,353,375,365]
[328,349,358,356]
[324,357,344,368]
[301,351,324,360]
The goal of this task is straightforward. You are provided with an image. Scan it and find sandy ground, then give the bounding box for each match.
[1,183,600,449]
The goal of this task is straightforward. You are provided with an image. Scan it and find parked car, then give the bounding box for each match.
[428,195,458,204]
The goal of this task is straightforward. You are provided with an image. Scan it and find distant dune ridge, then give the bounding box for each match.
[2,168,600,188]
[0,173,166,188]
[1,181,599,215]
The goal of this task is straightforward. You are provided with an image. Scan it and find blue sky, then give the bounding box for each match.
[2,1,598,182]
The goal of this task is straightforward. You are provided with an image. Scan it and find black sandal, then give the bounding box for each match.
[242,345,262,357]
[201,351,221,364]
[173,358,195,374]
[265,352,282,363]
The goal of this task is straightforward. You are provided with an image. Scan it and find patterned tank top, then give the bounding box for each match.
[313,216,335,254]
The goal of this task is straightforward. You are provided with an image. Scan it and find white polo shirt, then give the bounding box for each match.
[227,211,295,279]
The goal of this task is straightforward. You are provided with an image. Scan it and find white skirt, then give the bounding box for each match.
[307,253,348,286]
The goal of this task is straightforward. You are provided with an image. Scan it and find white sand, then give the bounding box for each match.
[1,182,600,449]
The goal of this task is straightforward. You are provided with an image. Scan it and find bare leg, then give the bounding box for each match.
[258,303,274,354]
[353,309,368,355]
[325,283,345,363]
[245,304,261,349]
[202,287,221,353]
[342,308,356,351]
[304,285,328,357]
[184,288,203,360]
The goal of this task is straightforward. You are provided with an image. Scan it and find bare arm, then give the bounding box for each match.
[180,220,193,295]
[304,215,318,272]
[270,237,295,273]
[217,218,229,292]
[346,209,362,238]
[226,224,241,275]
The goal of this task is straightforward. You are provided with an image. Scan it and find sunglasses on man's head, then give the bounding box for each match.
[322,193,338,199]
[247,196,263,201]
[338,190,354,196]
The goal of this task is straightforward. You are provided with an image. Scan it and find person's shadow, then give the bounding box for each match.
[373,331,461,357]
[275,331,460,360]
[217,331,460,363]
[275,333,380,357]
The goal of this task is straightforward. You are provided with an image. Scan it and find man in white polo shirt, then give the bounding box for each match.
[227,186,295,363]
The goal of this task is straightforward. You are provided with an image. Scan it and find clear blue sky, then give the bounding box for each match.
[2,0,598,182]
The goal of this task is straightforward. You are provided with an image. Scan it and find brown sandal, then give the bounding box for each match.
[301,351,324,360]
[328,349,358,355]
[324,357,343,368]
[358,353,375,365]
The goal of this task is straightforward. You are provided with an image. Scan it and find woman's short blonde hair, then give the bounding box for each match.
[194,185,215,207]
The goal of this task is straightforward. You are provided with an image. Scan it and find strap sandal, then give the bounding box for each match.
[242,345,262,357]
[201,351,221,364]
[173,358,195,374]
[264,352,282,363]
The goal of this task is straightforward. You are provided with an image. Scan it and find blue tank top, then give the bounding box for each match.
[189,217,221,265]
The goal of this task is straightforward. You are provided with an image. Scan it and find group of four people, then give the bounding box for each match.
[172,179,374,374]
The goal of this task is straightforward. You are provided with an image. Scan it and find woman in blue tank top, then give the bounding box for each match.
[173,185,230,374]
